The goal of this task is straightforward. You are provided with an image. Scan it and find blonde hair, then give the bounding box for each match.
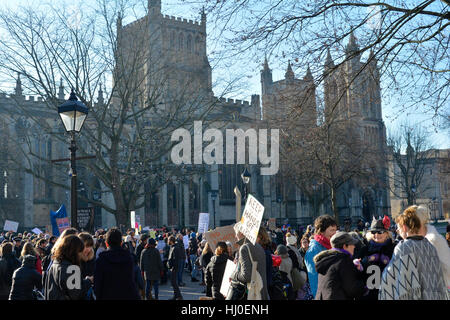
[396,207,422,234]
[202,241,212,255]
[21,242,37,257]
[411,205,430,225]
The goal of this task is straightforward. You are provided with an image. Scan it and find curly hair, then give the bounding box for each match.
[314,215,337,234]
[21,242,38,257]
[53,235,84,266]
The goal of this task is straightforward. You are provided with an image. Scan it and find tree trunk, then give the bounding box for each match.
[331,187,339,225]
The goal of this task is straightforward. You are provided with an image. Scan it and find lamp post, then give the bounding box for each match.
[210,190,218,228]
[241,167,251,203]
[58,89,88,228]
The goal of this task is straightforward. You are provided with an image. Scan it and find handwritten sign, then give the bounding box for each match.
[77,207,94,231]
[197,212,210,234]
[220,259,236,298]
[238,194,265,245]
[204,224,239,254]
[3,220,19,232]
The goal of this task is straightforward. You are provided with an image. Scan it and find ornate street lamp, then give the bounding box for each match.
[241,167,251,202]
[58,89,88,228]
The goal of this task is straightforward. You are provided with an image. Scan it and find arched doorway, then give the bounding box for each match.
[362,191,375,223]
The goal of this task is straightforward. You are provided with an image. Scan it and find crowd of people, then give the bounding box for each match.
[0,204,449,300]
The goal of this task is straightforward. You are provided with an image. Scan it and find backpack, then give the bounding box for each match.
[270,266,296,300]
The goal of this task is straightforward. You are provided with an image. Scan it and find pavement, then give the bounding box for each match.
[154,267,208,300]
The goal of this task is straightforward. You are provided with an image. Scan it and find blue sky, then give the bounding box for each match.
[1,0,448,149]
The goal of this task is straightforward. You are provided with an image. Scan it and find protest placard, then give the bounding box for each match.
[32,228,43,235]
[204,224,239,254]
[220,259,236,298]
[268,218,276,231]
[238,194,265,245]
[56,217,70,234]
[197,212,210,234]
[77,207,94,232]
[3,220,19,232]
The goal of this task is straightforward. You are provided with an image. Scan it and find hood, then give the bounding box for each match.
[313,250,346,275]
[101,247,132,265]
[22,254,37,268]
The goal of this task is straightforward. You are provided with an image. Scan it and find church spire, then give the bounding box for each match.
[304,65,313,81]
[325,48,334,69]
[345,30,360,58]
[15,72,23,97]
[97,83,104,105]
[58,78,65,100]
[285,60,295,80]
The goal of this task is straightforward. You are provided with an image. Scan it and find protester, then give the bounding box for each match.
[141,238,163,300]
[135,233,149,267]
[45,235,92,300]
[167,235,183,300]
[78,232,96,279]
[36,239,48,259]
[161,237,170,285]
[95,238,107,259]
[205,241,230,300]
[9,255,42,300]
[299,236,309,259]
[286,232,309,300]
[274,245,295,300]
[45,236,57,256]
[257,227,274,299]
[94,228,140,300]
[413,205,450,292]
[20,242,42,275]
[188,232,200,282]
[13,237,23,259]
[379,209,447,300]
[175,233,186,287]
[358,217,395,300]
[0,242,21,300]
[314,231,366,300]
[228,223,269,300]
[305,215,338,297]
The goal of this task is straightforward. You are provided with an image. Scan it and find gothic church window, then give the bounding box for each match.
[187,35,193,53]
[195,36,201,55]
[178,33,184,51]
[170,31,175,48]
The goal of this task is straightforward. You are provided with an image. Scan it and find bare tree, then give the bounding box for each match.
[0,1,229,227]
[388,122,435,207]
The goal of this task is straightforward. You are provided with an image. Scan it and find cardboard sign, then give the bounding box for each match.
[204,224,239,254]
[268,218,276,231]
[32,228,43,235]
[130,211,136,229]
[56,217,70,234]
[220,259,237,298]
[3,220,19,232]
[238,194,265,245]
[197,212,210,234]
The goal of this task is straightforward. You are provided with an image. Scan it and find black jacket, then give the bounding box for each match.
[140,246,163,281]
[167,243,184,270]
[199,251,213,269]
[205,254,230,300]
[135,243,146,265]
[9,255,42,300]
[188,237,198,256]
[314,249,365,300]
[0,253,21,299]
[358,238,395,300]
[45,259,91,300]
[80,258,96,278]
[94,247,140,300]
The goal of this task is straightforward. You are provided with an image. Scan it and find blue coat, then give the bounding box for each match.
[304,239,327,297]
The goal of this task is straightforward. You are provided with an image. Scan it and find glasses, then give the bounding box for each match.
[371,231,385,235]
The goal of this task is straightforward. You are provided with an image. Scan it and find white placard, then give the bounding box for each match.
[238,194,265,245]
[220,259,237,298]
[32,228,43,235]
[3,220,19,232]
[197,212,210,234]
[183,235,189,249]
[130,211,136,229]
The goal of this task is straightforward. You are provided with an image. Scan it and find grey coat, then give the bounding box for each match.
[231,240,269,300]
[140,247,163,281]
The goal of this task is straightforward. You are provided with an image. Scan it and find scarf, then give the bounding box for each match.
[314,234,332,250]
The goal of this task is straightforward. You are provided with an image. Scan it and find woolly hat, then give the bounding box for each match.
[276,244,288,255]
[286,234,297,246]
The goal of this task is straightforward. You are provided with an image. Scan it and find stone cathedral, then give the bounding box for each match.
[0,0,390,232]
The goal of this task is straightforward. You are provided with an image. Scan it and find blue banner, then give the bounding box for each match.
[50,204,68,237]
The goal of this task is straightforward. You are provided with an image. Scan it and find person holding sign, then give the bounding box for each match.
[227,222,269,300]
